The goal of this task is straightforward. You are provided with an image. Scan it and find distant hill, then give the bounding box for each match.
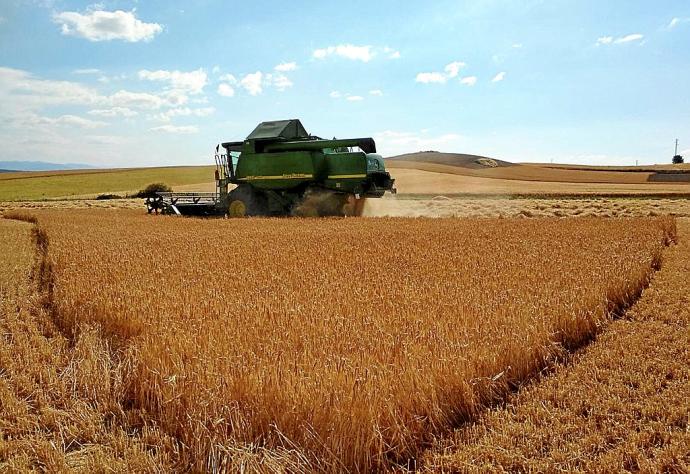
[0,161,98,171]
[384,151,687,186]
[387,151,515,169]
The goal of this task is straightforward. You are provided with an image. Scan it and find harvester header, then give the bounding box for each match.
[146,119,395,217]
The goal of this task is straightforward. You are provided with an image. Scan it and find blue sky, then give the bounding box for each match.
[1,0,689,167]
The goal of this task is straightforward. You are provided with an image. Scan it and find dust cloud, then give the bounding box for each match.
[361,195,470,218]
[292,191,350,217]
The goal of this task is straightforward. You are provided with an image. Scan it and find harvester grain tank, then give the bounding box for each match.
[146,119,395,216]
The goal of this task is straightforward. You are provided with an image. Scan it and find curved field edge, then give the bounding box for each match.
[421,220,690,472]
[1,211,679,472]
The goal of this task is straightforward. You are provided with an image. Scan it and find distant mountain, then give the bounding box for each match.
[0,161,98,171]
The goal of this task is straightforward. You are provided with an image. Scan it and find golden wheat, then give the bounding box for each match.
[422,220,690,473]
[3,210,666,471]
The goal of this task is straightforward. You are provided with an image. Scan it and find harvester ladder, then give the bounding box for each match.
[215,154,226,192]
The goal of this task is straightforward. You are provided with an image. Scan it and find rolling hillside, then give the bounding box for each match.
[386,152,690,185]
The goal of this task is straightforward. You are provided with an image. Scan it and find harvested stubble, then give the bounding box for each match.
[15,210,676,471]
[422,221,690,472]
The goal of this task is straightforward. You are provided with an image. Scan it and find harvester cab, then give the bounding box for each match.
[146,119,396,217]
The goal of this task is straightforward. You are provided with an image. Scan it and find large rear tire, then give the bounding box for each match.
[227,184,269,217]
[228,200,247,217]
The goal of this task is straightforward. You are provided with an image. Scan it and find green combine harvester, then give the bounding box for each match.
[146,119,395,217]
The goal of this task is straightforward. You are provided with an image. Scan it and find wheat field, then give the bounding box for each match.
[0,210,674,471]
[423,221,690,472]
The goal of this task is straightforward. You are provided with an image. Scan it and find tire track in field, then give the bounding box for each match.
[0,213,174,471]
[422,219,690,473]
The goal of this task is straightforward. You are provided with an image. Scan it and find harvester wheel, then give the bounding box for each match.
[226,184,269,217]
[145,195,163,214]
[228,200,247,217]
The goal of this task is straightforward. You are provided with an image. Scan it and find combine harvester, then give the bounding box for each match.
[146,119,396,217]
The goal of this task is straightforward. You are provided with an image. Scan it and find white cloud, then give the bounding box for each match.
[151,107,215,122]
[216,70,293,96]
[0,67,187,121]
[108,90,165,109]
[383,46,401,59]
[460,76,477,86]
[73,68,101,75]
[0,67,102,110]
[415,72,448,84]
[491,71,506,83]
[512,43,523,48]
[313,44,374,62]
[369,89,383,96]
[171,107,214,117]
[668,17,690,29]
[374,130,463,156]
[416,61,467,84]
[596,36,613,45]
[84,135,124,145]
[219,73,237,84]
[329,91,371,100]
[138,69,207,94]
[40,114,107,129]
[239,71,263,95]
[0,16,6,25]
[313,45,399,62]
[597,34,644,46]
[271,74,293,91]
[95,73,127,84]
[217,83,235,97]
[159,89,188,107]
[53,9,162,42]
[444,61,466,78]
[275,62,297,72]
[88,107,138,117]
[614,33,644,44]
[101,89,186,110]
[150,125,198,134]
